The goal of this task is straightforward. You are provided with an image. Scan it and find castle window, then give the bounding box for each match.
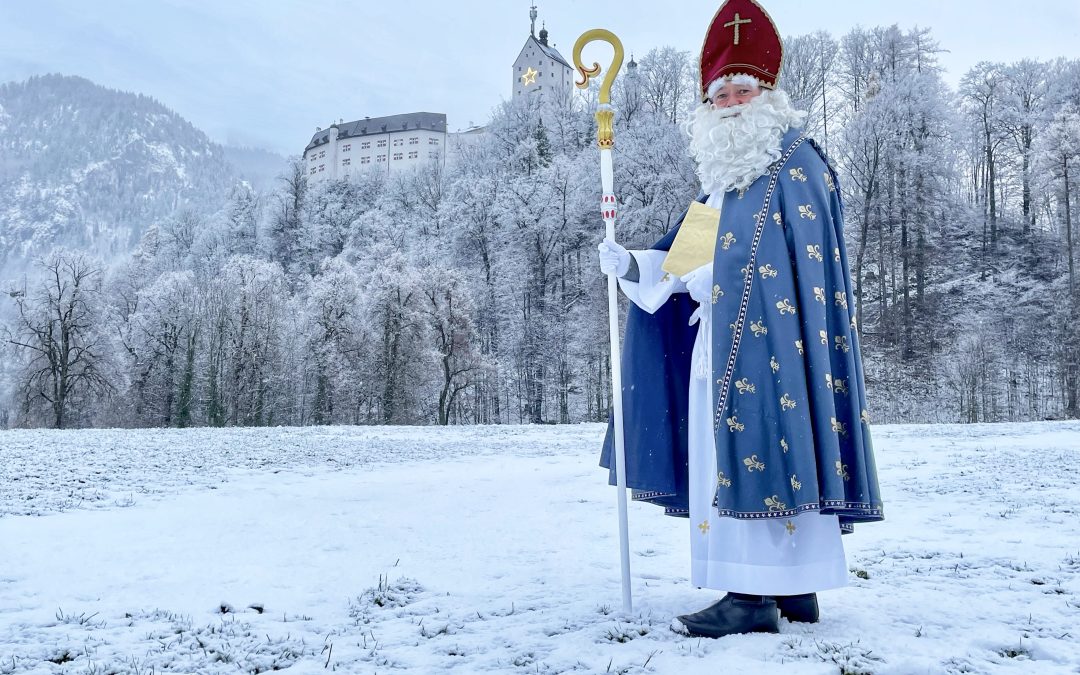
[377,154,386,162]
[319,151,325,158]
[319,165,325,172]
[408,151,418,159]
[409,137,418,145]
[361,156,371,164]
[393,138,404,147]
[377,139,387,148]
[343,158,351,166]
[343,144,351,152]
[310,167,316,175]
[429,138,440,146]
[393,152,403,160]
[361,141,371,149]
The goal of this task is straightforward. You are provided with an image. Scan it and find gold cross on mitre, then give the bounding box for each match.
[724,13,752,45]
[521,67,539,86]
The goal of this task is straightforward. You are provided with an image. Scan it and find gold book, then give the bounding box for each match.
[661,201,721,278]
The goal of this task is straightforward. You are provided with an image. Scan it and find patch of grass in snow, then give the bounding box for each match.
[601,622,651,643]
[350,575,425,615]
[53,607,105,628]
[780,637,884,675]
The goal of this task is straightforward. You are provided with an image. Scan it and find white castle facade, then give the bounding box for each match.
[303,5,572,185]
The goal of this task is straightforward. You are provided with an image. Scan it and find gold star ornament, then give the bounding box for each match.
[521,67,539,86]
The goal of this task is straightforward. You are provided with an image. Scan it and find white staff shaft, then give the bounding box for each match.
[601,147,632,615]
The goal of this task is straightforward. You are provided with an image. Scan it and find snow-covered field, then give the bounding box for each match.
[1,422,1078,674]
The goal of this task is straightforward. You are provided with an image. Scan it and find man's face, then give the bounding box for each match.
[710,81,761,109]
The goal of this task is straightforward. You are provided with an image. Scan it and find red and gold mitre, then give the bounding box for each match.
[699,0,783,100]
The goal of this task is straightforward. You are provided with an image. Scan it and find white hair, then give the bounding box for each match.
[706,74,762,100]
[686,88,807,195]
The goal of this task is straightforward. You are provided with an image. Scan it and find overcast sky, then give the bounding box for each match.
[1,1,1077,155]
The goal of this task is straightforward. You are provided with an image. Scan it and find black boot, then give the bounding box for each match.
[775,593,819,623]
[673,593,779,638]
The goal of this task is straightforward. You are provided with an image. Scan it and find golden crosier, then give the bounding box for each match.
[573,29,624,149]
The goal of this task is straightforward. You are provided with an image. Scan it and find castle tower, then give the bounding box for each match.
[512,5,573,104]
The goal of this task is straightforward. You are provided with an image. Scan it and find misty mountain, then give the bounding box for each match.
[222,145,288,192]
[0,74,238,272]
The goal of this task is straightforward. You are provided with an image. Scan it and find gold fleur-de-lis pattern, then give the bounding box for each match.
[789,167,807,182]
[770,356,780,373]
[780,437,789,453]
[825,373,834,390]
[834,292,849,309]
[819,330,829,345]
[831,417,848,437]
[814,287,826,303]
[735,378,757,395]
[835,460,850,481]
[790,474,802,491]
[727,416,745,433]
[807,244,823,261]
[699,520,710,534]
[772,212,782,226]
[799,204,817,220]
[743,455,766,472]
[765,496,787,512]
[711,285,724,304]
[850,316,858,331]
[776,299,797,315]
[835,335,851,353]
[795,340,804,355]
[717,471,732,488]
[785,520,797,535]
[750,320,768,337]
[861,409,871,425]
[833,247,841,262]
[824,171,836,192]
[780,394,797,411]
[834,378,849,395]
[719,232,736,250]
[758,264,778,279]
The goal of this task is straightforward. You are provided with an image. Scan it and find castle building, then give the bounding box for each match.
[303,112,447,184]
[512,5,573,104]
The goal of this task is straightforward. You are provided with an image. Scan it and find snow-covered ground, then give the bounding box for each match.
[0,422,1078,674]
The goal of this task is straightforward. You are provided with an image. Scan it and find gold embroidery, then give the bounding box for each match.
[834,292,849,309]
[661,273,671,283]
[719,232,736,250]
[789,167,808,183]
[758,264,778,279]
[850,316,858,331]
[765,496,787,512]
[699,520,711,534]
[799,205,817,220]
[833,247,841,262]
[772,212,782,226]
[819,330,828,345]
[717,471,732,488]
[727,416,746,432]
[780,394,797,411]
[824,172,836,192]
[776,299,796,315]
[711,285,724,304]
[770,356,780,373]
[861,409,871,425]
[785,520,797,535]
[814,287,826,303]
[806,244,823,261]
[724,12,752,44]
[750,320,768,337]
[835,460,850,481]
[735,378,757,395]
[743,455,766,472]
[780,437,789,453]
[831,417,848,437]
[834,378,849,395]
[790,475,802,491]
[795,340,804,355]
[825,373,834,390]
[835,335,851,353]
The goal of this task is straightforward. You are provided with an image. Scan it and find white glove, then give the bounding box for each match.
[597,237,631,277]
[681,263,714,304]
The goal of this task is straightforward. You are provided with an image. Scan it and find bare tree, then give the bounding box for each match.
[6,251,112,427]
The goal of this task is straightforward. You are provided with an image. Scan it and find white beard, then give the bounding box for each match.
[686,90,807,195]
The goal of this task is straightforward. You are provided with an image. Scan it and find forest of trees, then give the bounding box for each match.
[3,25,1079,429]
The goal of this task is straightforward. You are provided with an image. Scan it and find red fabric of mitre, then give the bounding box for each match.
[699,0,783,99]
